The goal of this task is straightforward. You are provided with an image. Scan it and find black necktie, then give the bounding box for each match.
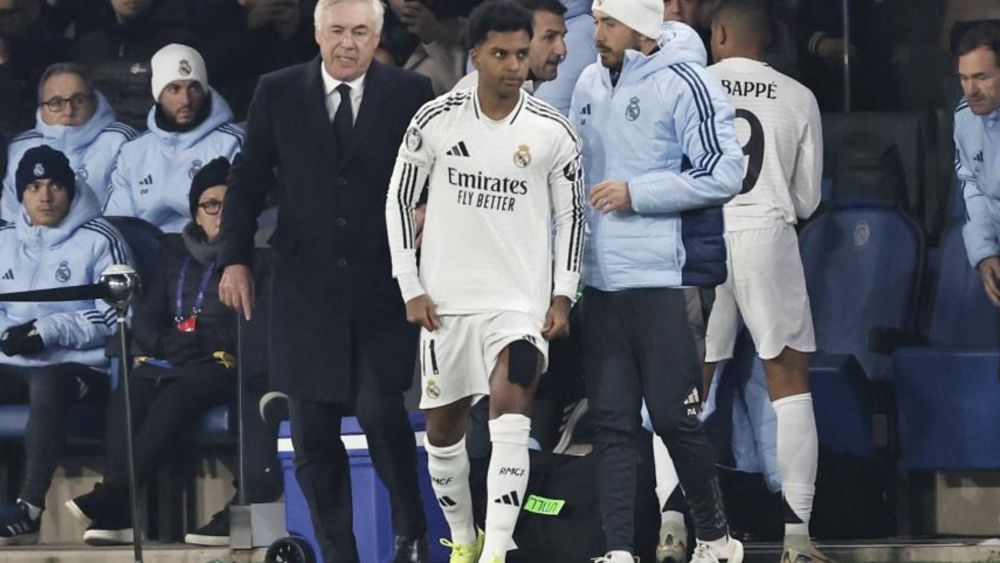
[333,83,354,152]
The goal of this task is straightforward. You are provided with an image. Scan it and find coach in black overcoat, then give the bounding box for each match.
[215,1,435,561]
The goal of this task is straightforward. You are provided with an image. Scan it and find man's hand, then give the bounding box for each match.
[271,0,300,38]
[405,294,440,331]
[978,256,1000,307]
[0,321,43,357]
[242,0,276,30]
[396,1,445,43]
[590,180,632,213]
[219,264,255,321]
[542,296,571,341]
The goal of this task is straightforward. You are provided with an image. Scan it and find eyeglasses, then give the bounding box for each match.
[197,199,224,215]
[40,94,92,113]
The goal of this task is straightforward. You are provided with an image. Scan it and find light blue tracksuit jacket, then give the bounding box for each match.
[570,21,743,290]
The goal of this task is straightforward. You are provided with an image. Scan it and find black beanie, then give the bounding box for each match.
[15,145,76,202]
[189,157,230,217]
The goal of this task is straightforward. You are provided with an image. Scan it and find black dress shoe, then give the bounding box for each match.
[393,535,429,563]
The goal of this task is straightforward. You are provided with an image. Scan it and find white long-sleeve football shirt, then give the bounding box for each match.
[386,87,584,321]
[708,57,823,231]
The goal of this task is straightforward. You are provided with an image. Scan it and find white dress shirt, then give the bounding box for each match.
[320,64,366,123]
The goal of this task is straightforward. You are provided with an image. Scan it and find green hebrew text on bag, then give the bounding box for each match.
[523,495,565,516]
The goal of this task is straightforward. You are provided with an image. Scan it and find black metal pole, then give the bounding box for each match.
[842,0,852,112]
[117,314,144,563]
[229,313,252,549]
[237,313,247,506]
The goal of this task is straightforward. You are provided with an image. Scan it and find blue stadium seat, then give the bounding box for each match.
[105,216,163,284]
[706,331,876,464]
[821,112,935,227]
[809,353,875,459]
[945,181,966,222]
[892,224,1000,469]
[799,200,926,380]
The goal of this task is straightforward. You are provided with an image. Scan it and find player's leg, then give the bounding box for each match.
[736,225,822,559]
[425,399,479,552]
[638,288,742,563]
[704,255,740,399]
[763,348,818,555]
[646,409,688,563]
[650,287,717,563]
[582,288,644,563]
[478,326,545,563]
[420,317,488,560]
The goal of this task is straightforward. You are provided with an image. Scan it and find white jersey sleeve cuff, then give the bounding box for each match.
[396,273,427,304]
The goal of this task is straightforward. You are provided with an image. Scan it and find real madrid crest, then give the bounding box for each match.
[514,144,531,168]
[188,159,203,180]
[55,261,71,283]
[33,163,45,177]
[406,127,423,152]
[426,379,441,399]
[625,97,641,121]
[854,221,870,248]
[178,59,192,76]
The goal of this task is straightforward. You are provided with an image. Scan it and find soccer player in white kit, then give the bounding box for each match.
[384,2,584,562]
[703,1,829,562]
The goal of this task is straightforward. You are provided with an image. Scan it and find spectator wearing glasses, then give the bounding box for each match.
[2,63,137,223]
[67,157,241,545]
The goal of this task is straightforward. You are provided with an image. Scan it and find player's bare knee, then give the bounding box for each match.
[426,423,466,448]
[765,351,811,400]
[425,404,470,447]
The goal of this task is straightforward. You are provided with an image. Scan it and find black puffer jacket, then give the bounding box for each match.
[72,0,196,129]
[133,227,233,366]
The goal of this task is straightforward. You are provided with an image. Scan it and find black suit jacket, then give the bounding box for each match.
[219,58,434,403]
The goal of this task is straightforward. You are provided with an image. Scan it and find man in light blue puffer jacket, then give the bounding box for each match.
[2,63,138,223]
[104,44,243,233]
[570,1,743,562]
[0,145,131,546]
[955,23,1000,307]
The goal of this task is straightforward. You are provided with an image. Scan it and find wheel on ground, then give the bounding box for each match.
[265,536,315,563]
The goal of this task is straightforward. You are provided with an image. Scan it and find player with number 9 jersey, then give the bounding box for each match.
[703,3,830,560]
[703,56,822,365]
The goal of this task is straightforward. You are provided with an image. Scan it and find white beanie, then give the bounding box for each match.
[150,44,208,101]
[591,0,663,40]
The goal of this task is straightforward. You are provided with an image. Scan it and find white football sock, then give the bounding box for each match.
[425,437,477,545]
[773,393,818,541]
[479,413,531,563]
